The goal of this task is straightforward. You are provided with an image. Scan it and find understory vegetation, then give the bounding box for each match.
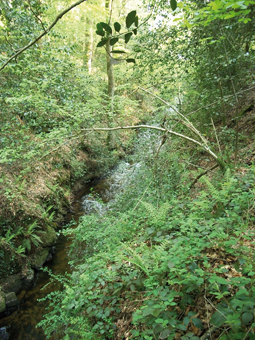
[1,0,255,339]
[39,150,255,340]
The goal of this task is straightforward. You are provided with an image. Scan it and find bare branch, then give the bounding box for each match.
[138,86,209,146]
[80,124,225,169]
[190,164,219,189]
[0,0,87,72]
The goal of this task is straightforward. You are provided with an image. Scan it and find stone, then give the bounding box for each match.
[31,247,50,270]
[23,268,34,285]
[5,292,18,308]
[1,274,22,294]
[0,327,9,340]
[0,291,6,313]
[40,225,57,247]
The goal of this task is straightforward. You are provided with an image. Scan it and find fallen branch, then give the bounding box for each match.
[190,164,219,189]
[80,125,226,171]
[0,0,87,72]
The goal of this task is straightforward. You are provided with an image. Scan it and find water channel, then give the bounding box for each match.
[0,162,136,340]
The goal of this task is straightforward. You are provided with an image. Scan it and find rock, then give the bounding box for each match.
[23,268,34,285]
[0,249,22,280]
[31,247,50,270]
[5,292,18,308]
[0,274,22,294]
[40,225,57,247]
[0,291,6,313]
[0,327,9,340]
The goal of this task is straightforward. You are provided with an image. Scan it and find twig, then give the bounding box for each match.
[200,325,217,340]
[0,0,87,72]
[28,0,47,32]
[211,118,222,155]
[243,325,253,340]
[190,164,219,188]
[132,181,152,212]
[4,35,16,51]
[137,86,210,146]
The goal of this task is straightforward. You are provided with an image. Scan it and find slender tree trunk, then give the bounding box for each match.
[105,0,114,99]
[106,40,114,97]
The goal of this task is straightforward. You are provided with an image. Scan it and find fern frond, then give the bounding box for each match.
[121,244,149,275]
[223,168,231,184]
[152,240,170,264]
[142,201,170,223]
[202,176,221,201]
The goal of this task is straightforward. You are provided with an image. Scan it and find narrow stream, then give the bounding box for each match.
[0,162,135,340]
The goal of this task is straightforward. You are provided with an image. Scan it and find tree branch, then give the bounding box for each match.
[80,124,225,170]
[0,0,87,72]
[28,0,47,32]
[190,164,219,189]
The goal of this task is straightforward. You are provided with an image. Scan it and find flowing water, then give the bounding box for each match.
[0,162,137,340]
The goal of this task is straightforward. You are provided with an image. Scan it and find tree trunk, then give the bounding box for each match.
[106,40,114,98]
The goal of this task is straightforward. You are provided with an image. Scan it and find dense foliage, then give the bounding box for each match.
[1,0,255,338]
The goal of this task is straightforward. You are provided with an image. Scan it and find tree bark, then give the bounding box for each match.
[106,40,114,98]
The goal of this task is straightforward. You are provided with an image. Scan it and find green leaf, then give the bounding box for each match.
[143,307,154,316]
[192,317,203,329]
[210,311,226,327]
[168,260,175,269]
[126,10,136,28]
[125,32,133,44]
[114,22,121,32]
[170,0,177,11]
[133,28,137,35]
[96,23,102,30]
[183,316,190,326]
[110,38,118,46]
[126,58,135,63]
[111,50,126,54]
[100,22,112,34]
[242,312,253,325]
[159,328,171,339]
[97,39,108,47]
[135,15,138,27]
[96,29,105,37]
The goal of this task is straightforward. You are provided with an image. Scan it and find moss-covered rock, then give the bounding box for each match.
[0,249,22,280]
[0,274,22,294]
[0,291,6,313]
[5,292,18,308]
[40,225,57,247]
[31,247,50,270]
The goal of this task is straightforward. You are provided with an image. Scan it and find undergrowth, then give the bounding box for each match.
[38,159,255,340]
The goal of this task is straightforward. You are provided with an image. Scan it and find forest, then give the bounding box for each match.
[1,0,255,339]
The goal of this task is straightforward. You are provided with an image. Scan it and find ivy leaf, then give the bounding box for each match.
[126,58,135,63]
[111,50,126,54]
[97,39,108,47]
[100,22,112,34]
[114,22,121,32]
[110,38,118,46]
[126,10,136,28]
[170,0,177,11]
[125,32,133,44]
